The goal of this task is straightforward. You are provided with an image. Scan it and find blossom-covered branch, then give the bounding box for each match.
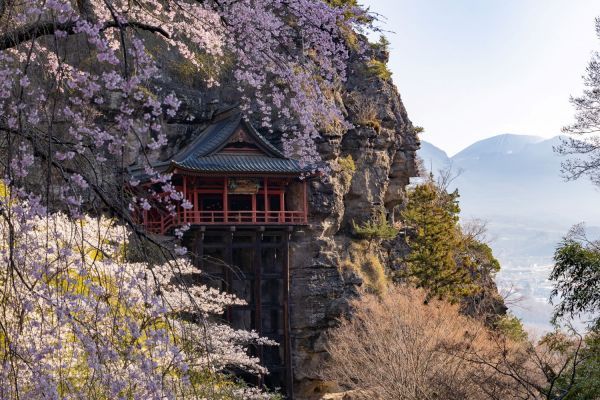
[0,192,275,398]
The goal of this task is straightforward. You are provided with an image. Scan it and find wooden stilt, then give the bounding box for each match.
[283,228,294,398]
[254,230,263,386]
[225,228,233,322]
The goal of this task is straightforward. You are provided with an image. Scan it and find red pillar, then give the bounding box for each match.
[223,177,229,223]
[193,178,199,224]
[252,193,257,223]
[183,175,187,224]
[280,191,285,223]
[303,180,308,223]
[264,177,268,223]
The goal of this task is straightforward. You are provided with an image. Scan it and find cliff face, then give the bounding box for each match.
[289,47,419,398]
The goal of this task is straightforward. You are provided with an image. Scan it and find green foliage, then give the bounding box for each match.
[495,314,527,341]
[170,50,235,86]
[537,329,600,400]
[371,35,390,53]
[367,59,392,81]
[398,181,499,302]
[555,331,600,399]
[326,0,358,7]
[342,27,361,51]
[352,211,399,242]
[338,154,356,174]
[551,236,600,328]
[325,0,371,24]
[338,154,357,184]
[185,371,284,399]
[413,126,425,134]
[460,238,501,283]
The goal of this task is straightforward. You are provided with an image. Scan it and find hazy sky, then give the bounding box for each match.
[362,0,600,155]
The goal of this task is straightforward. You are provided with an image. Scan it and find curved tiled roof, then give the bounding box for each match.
[130,109,307,177]
[174,154,304,174]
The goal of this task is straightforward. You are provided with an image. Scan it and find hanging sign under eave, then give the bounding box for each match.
[228,178,260,194]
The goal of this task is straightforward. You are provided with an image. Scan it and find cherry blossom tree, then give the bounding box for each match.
[0,0,370,397]
[0,0,367,226]
[0,188,277,398]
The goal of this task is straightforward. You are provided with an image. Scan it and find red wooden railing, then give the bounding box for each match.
[143,210,307,235]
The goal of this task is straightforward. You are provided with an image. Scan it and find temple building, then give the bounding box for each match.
[130,108,310,397]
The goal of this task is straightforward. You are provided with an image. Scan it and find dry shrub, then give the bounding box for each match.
[345,93,381,132]
[336,154,356,185]
[323,287,544,399]
[338,154,356,174]
[367,59,392,81]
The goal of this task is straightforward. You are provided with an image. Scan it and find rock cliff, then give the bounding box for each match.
[288,46,419,398]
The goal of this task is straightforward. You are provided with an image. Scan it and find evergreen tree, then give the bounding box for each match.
[399,181,480,301]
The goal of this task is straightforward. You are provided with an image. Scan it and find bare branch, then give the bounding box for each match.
[0,19,169,51]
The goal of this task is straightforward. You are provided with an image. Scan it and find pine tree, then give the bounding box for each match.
[398,181,480,301]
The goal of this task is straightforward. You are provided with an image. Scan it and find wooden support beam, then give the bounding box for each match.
[283,228,294,398]
[225,229,233,323]
[192,228,204,269]
[253,230,263,386]
[194,189,199,224]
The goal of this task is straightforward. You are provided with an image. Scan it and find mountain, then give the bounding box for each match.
[418,140,451,174]
[452,134,545,162]
[418,135,600,331]
[421,135,600,223]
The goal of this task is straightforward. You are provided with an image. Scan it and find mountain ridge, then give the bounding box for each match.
[453,133,546,160]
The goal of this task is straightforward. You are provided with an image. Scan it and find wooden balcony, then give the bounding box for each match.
[143,210,307,235]
[138,176,309,235]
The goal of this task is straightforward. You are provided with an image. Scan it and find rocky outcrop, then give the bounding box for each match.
[289,45,419,399]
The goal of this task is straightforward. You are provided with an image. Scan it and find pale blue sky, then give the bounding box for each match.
[362,0,600,155]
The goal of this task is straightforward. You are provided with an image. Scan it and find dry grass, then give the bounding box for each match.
[345,93,381,133]
[336,154,356,184]
[340,244,387,296]
[338,155,356,174]
[367,59,392,81]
